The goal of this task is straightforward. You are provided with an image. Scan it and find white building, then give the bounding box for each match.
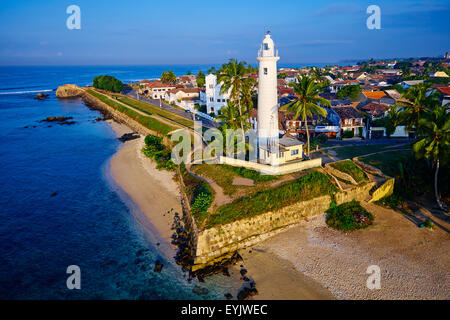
[257,33,280,149]
[256,32,304,165]
[165,88,201,111]
[200,74,230,115]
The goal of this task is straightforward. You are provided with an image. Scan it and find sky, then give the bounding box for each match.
[0,0,449,66]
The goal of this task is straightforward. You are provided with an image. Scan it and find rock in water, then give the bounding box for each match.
[56,84,84,98]
[34,93,49,100]
[224,293,233,300]
[192,285,209,296]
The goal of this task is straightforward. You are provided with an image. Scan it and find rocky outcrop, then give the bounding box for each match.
[56,84,85,98]
[34,93,50,100]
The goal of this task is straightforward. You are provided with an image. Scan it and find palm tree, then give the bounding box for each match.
[412,104,449,210]
[161,70,176,84]
[396,83,439,133]
[216,101,242,130]
[217,59,256,137]
[280,75,331,156]
[216,101,249,157]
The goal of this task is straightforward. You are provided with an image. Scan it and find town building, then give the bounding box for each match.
[199,74,230,115]
[165,88,201,110]
[331,106,365,137]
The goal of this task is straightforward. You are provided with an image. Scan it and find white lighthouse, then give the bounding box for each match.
[257,32,280,154]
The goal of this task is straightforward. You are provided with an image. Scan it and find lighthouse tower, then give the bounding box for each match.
[257,32,280,152]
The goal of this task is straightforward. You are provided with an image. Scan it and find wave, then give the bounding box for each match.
[0,89,55,95]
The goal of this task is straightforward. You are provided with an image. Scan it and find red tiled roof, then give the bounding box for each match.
[437,87,450,95]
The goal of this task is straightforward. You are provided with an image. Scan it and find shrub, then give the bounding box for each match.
[93,75,123,93]
[342,130,355,139]
[142,135,176,171]
[326,200,374,231]
[423,219,433,229]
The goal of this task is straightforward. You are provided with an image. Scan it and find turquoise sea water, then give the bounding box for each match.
[0,66,241,299]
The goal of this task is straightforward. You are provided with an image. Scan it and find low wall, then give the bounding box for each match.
[370,178,395,203]
[192,182,375,270]
[193,195,332,269]
[219,156,322,175]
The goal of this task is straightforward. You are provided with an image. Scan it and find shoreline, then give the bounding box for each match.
[106,120,181,259]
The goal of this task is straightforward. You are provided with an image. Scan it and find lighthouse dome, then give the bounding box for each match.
[261,34,275,57]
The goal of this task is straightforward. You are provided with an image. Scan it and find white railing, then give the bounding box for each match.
[192,110,215,122]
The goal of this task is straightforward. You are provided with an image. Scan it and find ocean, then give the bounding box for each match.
[0,65,242,299]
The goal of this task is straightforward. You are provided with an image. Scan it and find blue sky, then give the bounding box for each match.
[0,0,449,65]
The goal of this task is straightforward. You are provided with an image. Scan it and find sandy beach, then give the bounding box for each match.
[242,202,450,300]
[107,120,182,257]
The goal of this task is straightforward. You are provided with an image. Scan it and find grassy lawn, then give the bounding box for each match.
[334,144,391,159]
[330,160,368,183]
[359,150,412,177]
[191,164,279,198]
[87,90,176,135]
[116,95,195,128]
[205,171,338,228]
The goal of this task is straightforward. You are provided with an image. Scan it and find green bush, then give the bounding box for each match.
[424,218,433,229]
[330,160,367,183]
[93,75,123,93]
[142,135,176,171]
[342,130,355,139]
[326,200,374,231]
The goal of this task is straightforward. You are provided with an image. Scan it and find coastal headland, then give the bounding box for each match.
[56,84,450,300]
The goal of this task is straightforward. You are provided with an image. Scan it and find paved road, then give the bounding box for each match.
[124,89,219,129]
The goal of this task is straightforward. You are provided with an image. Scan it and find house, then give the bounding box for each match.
[331,106,365,137]
[359,90,387,104]
[359,102,390,120]
[352,72,371,81]
[430,71,449,78]
[258,134,304,165]
[330,80,360,93]
[200,74,231,115]
[401,80,424,89]
[140,81,178,99]
[381,89,402,105]
[176,75,197,87]
[166,88,201,110]
[435,86,450,107]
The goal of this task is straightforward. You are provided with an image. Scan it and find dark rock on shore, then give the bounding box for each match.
[118,132,140,142]
[154,260,163,273]
[192,285,209,296]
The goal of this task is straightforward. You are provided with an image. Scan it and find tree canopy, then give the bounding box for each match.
[93,75,123,93]
[337,84,361,100]
[161,70,177,84]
